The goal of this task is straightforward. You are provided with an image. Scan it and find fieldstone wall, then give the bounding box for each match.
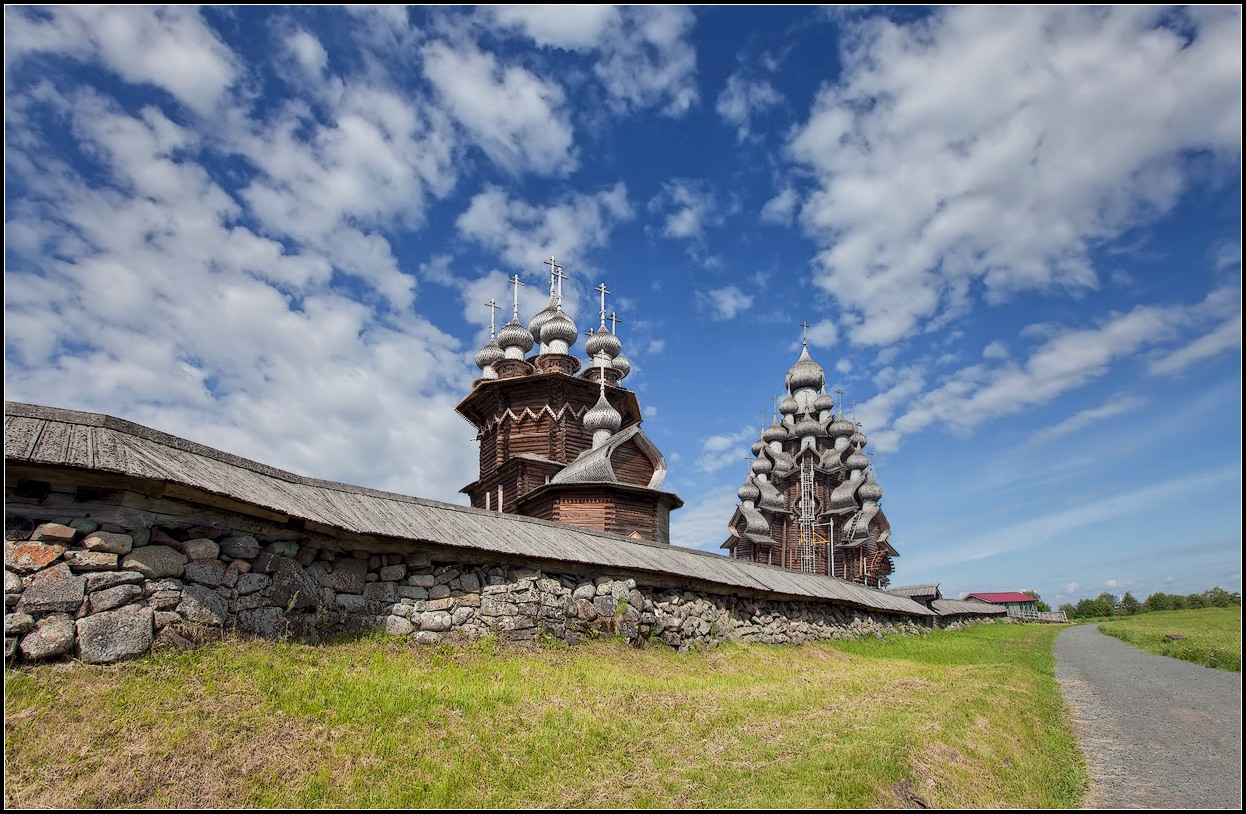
[4,505,929,665]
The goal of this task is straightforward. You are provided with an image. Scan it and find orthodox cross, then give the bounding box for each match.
[800,321,810,345]
[771,394,779,420]
[543,256,561,297]
[508,274,525,320]
[836,387,845,417]
[485,298,499,337]
[608,311,623,335]
[850,400,857,421]
[595,282,611,327]
[759,408,766,431]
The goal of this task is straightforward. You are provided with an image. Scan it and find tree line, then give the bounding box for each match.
[1054,586,1241,620]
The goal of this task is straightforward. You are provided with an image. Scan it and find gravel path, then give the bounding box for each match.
[1054,623,1242,809]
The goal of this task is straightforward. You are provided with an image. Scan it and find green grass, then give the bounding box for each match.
[1098,606,1241,671]
[4,625,1087,809]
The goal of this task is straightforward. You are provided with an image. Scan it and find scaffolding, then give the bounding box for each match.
[794,455,829,574]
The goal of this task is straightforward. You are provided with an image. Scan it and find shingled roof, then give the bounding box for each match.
[3,401,933,618]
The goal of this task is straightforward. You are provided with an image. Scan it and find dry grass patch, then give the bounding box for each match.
[5,625,1086,809]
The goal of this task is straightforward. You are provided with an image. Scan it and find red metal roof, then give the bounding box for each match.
[965,591,1037,604]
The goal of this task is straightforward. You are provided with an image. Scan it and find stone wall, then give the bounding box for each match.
[4,502,930,665]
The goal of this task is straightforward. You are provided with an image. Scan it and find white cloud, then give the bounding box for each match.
[1148,313,1242,376]
[982,340,1009,360]
[1029,395,1149,445]
[716,73,781,140]
[422,39,576,176]
[455,183,635,272]
[696,286,754,321]
[4,6,240,116]
[761,186,799,226]
[286,28,328,77]
[649,179,725,241]
[805,319,838,349]
[670,484,741,551]
[788,5,1243,346]
[647,339,666,355]
[695,427,757,474]
[484,5,697,116]
[835,359,853,375]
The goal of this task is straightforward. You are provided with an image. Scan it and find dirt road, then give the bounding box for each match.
[1054,623,1242,808]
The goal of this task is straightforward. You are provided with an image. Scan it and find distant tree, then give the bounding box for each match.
[1203,586,1241,607]
[1022,590,1052,612]
[1074,595,1114,618]
[1144,592,1173,612]
[1186,592,1209,609]
[1058,602,1076,618]
[1117,592,1141,615]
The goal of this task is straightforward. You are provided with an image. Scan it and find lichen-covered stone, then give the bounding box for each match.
[122,545,187,579]
[385,615,414,635]
[219,535,260,559]
[4,569,22,594]
[238,607,286,638]
[266,540,300,558]
[4,541,66,573]
[363,581,398,603]
[332,558,367,593]
[179,538,220,560]
[63,550,119,572]
[335,593,366,612]
[418,611,452,632]
[184,559,227,587]
[19,613,76,661]
[82,531,133,555]
[236,572,271,596]
[68,518,99,536]
[76,605,153,664]
[177,584,229,625]
[378,564,407,581]
[31,523,77,544]
[269,557,319,611]
[89,583,144,613]
[5,611,35,636]
[17,563,85,614]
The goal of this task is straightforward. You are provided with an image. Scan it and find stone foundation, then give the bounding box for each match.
[4,504,929,664]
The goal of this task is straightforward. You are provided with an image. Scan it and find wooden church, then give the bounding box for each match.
[456,259,682,543]
[721,335,898,587]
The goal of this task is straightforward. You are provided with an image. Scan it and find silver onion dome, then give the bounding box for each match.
[794,414,821,438]
[750,454,773,475]
[858,473,884,503]
[474,337,504,370]
[750,437,766,456]
[737,478,760,503]
[528,296,559,340]
[762,418,788,444]
[584,326,621,359]
[540,308,578,349]
[497,317,534,356]
[779,395,798,415]
[851,428,868,449]
[611,353,631,380]
[814,392,834,413]
[583,392,622,434]
[786,345,825,393]
[846,446,868,471]
[828,415,856,438]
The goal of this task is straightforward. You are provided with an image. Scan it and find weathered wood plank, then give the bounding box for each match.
[30,419,71,464]
[4,415,45,461]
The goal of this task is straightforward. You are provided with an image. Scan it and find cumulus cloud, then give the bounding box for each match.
[716,73,782,140]
[455,183,635,274]
[4,6,240,116]
[696,286,754,321]
[761,186,799,226]
[484,5,697,116]
[649,179,726,241]
[669,484,741,551]
[788,5,1243,346]
[422,39,576,176]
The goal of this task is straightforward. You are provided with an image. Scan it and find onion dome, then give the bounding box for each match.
[528,296,559,340]
[851,428,868,449]
[611,353,631,380]
[497,317,534,357]
[828,415,856,439]
[794,414,821,439]
[584,325,621,359]
[858,472,884,503]
[779,395,798,416]
[540,308,578,350]
[750,437,766,456]
[737,478,760,504]
[786,345,825,393]
[750,454,773,475]
[762,418,788,444]
[846,445,868,471]
[814,392,834,414]
[474,337,504,370]
[583,391,622,435]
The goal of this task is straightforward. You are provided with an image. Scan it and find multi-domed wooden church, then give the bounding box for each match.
[721,338,897,587]
[458,259,682,544]
[459,258,897,588]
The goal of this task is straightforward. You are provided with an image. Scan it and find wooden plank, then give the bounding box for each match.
[65,423,96,468]
[30,419,71,464]
[4,415,44,460]
[159,482,289,522]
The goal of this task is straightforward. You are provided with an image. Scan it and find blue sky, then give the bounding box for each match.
[4,6,1241,606]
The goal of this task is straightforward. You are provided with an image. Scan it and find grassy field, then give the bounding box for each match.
[1098,606,1242,671]
[4,624,1087,809]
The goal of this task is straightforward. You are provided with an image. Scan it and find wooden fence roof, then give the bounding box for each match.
[4,401,933,618]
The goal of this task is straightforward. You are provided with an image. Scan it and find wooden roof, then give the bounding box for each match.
[3,401,933,617]
[931,598,1009,617]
